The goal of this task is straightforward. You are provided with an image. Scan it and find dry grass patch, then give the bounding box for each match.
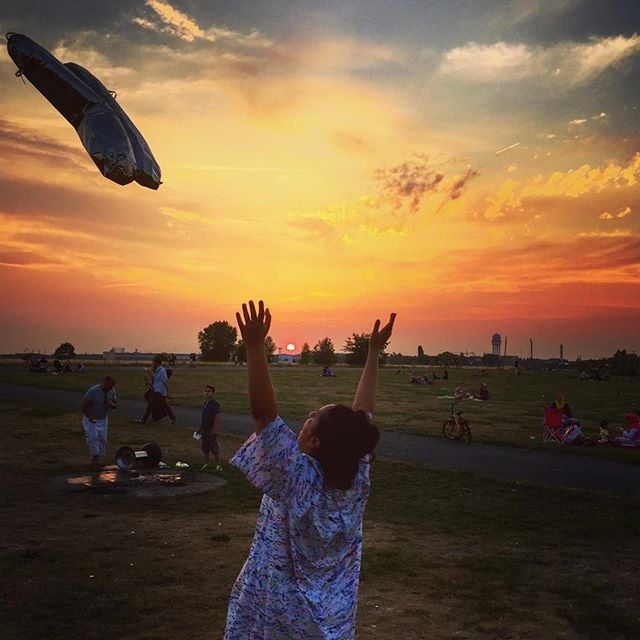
[2,363,640,464]
[2,398,639,639]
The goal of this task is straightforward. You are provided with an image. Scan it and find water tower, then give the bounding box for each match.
[491,333,502,357]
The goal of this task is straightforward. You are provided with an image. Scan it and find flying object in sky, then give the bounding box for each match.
[6,32,161,189]
[494,142,521,156]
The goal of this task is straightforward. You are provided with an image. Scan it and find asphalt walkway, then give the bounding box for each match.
[2,382,638,495]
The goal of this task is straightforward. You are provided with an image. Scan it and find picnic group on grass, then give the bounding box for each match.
[542,392,640,447]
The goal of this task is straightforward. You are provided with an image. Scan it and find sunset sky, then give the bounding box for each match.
[1,0,639,359]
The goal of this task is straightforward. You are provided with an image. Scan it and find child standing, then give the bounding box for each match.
[199,384,221,471]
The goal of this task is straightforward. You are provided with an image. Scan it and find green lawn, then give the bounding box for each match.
[1,397,639,639]
[2,362,639,463]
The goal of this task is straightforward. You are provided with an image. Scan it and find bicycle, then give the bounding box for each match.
[442,401,472,444]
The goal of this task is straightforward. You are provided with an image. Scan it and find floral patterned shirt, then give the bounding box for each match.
[224,416,372,640]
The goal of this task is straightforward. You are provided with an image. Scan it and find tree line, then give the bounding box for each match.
[198,321,389,365]
[40,338,640,376]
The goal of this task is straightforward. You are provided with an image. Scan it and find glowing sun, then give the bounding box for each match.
[286,343,295,352]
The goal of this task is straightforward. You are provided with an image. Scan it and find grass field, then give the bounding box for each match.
[2,362,639,464]
[2,397,639,639]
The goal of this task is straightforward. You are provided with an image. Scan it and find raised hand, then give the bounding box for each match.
[235,300,277,432]
[236,300,272,346]
[353,312,397,413]
[369,313,396,351]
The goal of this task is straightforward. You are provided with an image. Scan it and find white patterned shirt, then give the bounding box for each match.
[225,416,372,640]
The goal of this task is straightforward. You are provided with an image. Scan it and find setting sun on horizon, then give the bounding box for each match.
[1,1,639,359]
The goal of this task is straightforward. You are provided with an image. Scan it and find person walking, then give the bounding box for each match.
[198,384,222,471]
[224,300,395,640]
[136,355,176,424]
[81,376,117,470]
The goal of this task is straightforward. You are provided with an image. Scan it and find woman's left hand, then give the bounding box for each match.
[369,313,396,351]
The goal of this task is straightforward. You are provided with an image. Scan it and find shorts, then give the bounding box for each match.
[201,431,220,455]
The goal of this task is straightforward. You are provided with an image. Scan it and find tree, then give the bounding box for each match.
[264,336,276,363]
[300,342,312,365]
[344,332,390,366]
[417,345,428,364]
[198,321,238,362]
[610,349,639,376]
[433,351,461,366]
[343,333,370,365]
[235,337,276,363]
[54,342,76,360]
[312,337,337,366]
[481,353,502,367]
[235,340,247,364]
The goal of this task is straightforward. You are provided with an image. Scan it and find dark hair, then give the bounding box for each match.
[314,404,380,490]
[103,376,116,385]
[205,385,215,393]
[153,355,162,364]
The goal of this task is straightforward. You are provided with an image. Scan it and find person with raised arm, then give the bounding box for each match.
[224,300,395,640]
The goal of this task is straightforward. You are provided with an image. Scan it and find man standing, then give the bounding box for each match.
[136,355,176,425]
[82,376,117,470]
[199,384,221,471]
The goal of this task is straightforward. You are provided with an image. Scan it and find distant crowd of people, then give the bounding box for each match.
[404,368,491,402]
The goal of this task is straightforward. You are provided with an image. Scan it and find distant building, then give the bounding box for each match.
[103,349,155,362]
[491,333,502,357]
[276,353,298,364]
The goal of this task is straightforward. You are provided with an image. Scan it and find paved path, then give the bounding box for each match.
[2,383,638,496]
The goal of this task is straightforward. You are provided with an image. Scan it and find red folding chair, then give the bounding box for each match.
[543,407,567,443]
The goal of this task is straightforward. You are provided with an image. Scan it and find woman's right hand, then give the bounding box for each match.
[236,300,272,346]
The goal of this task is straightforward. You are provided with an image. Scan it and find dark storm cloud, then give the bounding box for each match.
[506,0,640,46]
[0,0,134,45]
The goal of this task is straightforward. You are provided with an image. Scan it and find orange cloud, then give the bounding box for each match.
[135,0,274,48]
[481,153,640,220]
[431,234,640,294]
[143,0,204,42]
[617,206,632,218]
[159,206,216,226]
[290,156,480,243]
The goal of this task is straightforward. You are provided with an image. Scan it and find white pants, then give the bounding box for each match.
[83,416,108,457]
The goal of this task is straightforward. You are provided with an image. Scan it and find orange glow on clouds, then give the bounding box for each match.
[0,3,639,358]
